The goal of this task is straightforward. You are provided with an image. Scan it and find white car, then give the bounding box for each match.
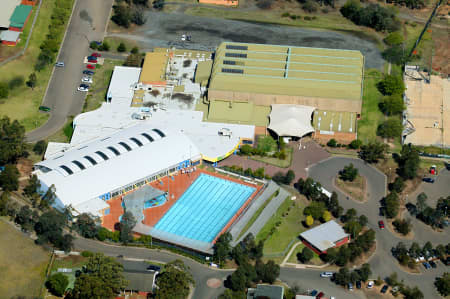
[367,281,374,289]
[77,85,89,92]
[55,61,65,67]
[320,272,334,278]
[81,77,92,84]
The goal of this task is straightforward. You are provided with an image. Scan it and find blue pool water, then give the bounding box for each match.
[144,194,167,209]
[154,174,255,243]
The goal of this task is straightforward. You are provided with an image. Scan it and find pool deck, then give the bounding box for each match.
[102,167,263,237]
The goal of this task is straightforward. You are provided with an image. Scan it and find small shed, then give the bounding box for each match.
[0,30,20,46]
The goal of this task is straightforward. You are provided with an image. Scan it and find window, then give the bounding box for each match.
[107,146,121,156]
[223,60,236,65]
[226,45,248,50]
[60,165,74,175]
[118,142,132,152]
[130,137,143,147]
[141,133,154,142]
[225,53,247,58]
[72,160,86,170]
[84,155,97,165]
[95,151,109,161]
[222,68,244,74]
[152,129,165,138]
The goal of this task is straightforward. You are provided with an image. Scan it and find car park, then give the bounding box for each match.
[77,84,89,92]
[87,64,96,69]
[367,281,374,289]
[429,261,437,268]
[378,220,385,229]
[39,106,51,112]
[320,272,334,278]
[423,262,431,269]
[81,77,93,84]
[55,62,65,67]
[422,177,435,183]
[83,70,94,76]
[381,285,389,293]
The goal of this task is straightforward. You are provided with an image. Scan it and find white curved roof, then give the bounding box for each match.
[35,123,201,214]
[268,104,315,137]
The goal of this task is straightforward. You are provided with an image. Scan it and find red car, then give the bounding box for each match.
[87,58,97,63]
[378,220,385,229]
[316,292,324,299]
[86,64,96,69]
[91,52,101,57]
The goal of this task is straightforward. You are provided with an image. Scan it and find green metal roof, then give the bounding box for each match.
[9,5,32,28]
[210,42,364,101]
[207,99,269,126]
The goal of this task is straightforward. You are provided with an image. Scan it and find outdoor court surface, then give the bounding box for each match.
[154,173,256,243]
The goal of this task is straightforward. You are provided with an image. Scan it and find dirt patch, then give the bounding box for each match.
[16,158,33,178]
[334,175,367,202]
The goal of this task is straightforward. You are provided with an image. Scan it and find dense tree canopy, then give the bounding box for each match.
[0,164,20,191]
[213,232,232,266]
[46,273,69,296]
[435,272,450,296]
[379,95,404,116]
[154,259,194,299]
[339,163,359,181]
[377,118,403,139]
[359,141,387,163]
[378,75,405,95]
[340,1,399,32]
[0,115,26,165]
[75,213,99,239]
[396,144,420,180]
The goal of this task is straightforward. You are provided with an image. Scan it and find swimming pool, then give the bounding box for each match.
[154,174,255,243]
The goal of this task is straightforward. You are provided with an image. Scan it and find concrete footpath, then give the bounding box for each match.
[233,182,290,245]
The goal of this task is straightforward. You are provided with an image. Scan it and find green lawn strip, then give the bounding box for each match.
[257,197,306,256]
[237,189,279,241]
[103,36,140,53]
[357,69,384,143]
[83,59,123,112]
[0,219,51,298]
[249,147,293,168]
[286,242,322,264]
[0,0,74,131]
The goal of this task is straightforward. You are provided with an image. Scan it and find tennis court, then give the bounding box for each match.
[154,173,255,242]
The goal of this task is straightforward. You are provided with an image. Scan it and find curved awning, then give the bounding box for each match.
[268,104,315,137]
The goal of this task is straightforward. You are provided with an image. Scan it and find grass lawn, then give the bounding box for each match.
[83,59,123,112]
[103,36,140,53]
[357,69,384,144]
[335,175,366,201]
[0,219,51,298]
[50,256,88,291]
[256,196,307,262]
[0,0,74,131]
[250,147,293,168]
[237,189,280,240]
[287,242,322,265]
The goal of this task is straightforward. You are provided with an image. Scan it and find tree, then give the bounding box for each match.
[0,116,26,164]
[435,272,450,296]
[213,232,232,266]
[70,253,127,299]
[46,273,69,296]
[227,268,247,292]
[416,192,428,214]
[327,138,337,147]
[397,144,420,180]
[321,247,338,263]
[89,41,98,49]
[357,263,371,281]
[0,191,10,216]
[358,215,368,227]
[384,31,404,46]
[0,164,20,191]
[130,46,139,54]
[339,163,358,181]
[334,267,351,285]
[379,95,404,115]
[23,174,41,199]
[111,4,131,28]
[378,75,405,95]
[322,210,332,222]
[344,220,362,238]
[402,285,424,299]
[392,218,411,235]
[285,170,295,185]
[131,9,146,25]
[219,289,246,299]
[35,210,67,247]
[377,118,403,139]
[15,205,37,232]
[305,215,314,227]
[117,42,127,52]
[389,177,405,193]
[98,41,110,52]
[39,185,56,210]
[33,140,47,155]
[26,72,37,90]
[359,141,386,163]
[299,247,314,263]
[255,259,280,283]
[385,192,400,218]
[295,177,322,201]
[349,139,362,149]
[119,211,136,244]
[341,208,357,223]
[75,213,99,238]
[304,201,326,220]
[154,259,194,299]
[0,82,9,98]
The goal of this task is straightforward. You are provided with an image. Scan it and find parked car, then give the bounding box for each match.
[55,61,65,67]
[348,283,353,291]
[378,220,385,229]
[367,281,374,289]
[320,272,334,278]
[310,290,318,296]
[316,292,324,299]
[423,262,431,269]
[422,177,435,183]
[91,52,101,57]
[356,281,362,289]
[381,285,389,293]
[38,106,51,112]
[83,70,94,76]
[87,58,97,63]
[86,64,96,69]
[81,77,93,84]
[77,84,89,92]
[443,257,450,266]
[146,265,161,272]
[429,261,437,268]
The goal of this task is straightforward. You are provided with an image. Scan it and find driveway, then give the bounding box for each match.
[108,10,384,69]
[308,157,450,298]
[26,0,114,142]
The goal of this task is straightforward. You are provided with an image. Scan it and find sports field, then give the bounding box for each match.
[0,220,50,298]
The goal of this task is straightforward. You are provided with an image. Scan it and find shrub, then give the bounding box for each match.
[377,118,403,139]
[81,250,94,257]
[392,218,411,235]
[98,41,110,51]
[46,273,69,296]
[379,95,404,115]
[305,215,314,226]
[117,42,127,52]
[339,163,358,181]
[256,0,274,9]
[33,140,47,155]
[131,46,139,54]
[281,12,290,17]
[378,75,405,96]
[90,41,99,49]
[349,139,362,149]
[303,16,312,20]
[327,139,337,147]
[299,247,314,262]
[302,0,318,13]
[384,31,404,46]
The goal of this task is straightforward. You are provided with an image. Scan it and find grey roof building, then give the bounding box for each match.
[247,284,284,299]
[299,220,349,253]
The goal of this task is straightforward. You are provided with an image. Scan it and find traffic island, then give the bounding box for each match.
[334,175,367,202]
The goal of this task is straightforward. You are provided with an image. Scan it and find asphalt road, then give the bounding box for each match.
[308,157,450,298]
[26,0,114,142]
[109,10,384,69]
